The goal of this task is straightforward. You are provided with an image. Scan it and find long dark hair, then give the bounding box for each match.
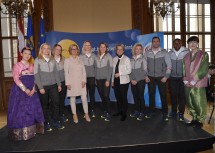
[52,44,63,63]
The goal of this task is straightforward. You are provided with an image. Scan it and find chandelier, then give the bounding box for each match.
[0,0,34,18]
[148,0,180,19]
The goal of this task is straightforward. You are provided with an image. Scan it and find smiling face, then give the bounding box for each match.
[53,46,62,56]
[173,39,182,51]
[116,46,124,56]
[188,41,198,51]
[21,49,31,61]
[41,44,50,56]
[99,44,107,54]
[69,45,79,57]
[83,41,92,53]
[134,45,142,56]
[152,37,160,49]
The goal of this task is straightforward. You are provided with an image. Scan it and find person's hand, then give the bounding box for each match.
[105,81,110,87]
[114,73,120,78]
[185,83,191,87]
[67,85,71,90]
[184,80,191,87]
[25,89,31,96]
[161,77,167,83]
[28,88,35,96]
[58,86,62,92]
[131,80,137,85]
[39,89,45,94]
[111,82,114,87]
[82,81,86,88]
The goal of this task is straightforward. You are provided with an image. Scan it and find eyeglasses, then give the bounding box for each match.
[71,49,78,51]
[189,41,198,44]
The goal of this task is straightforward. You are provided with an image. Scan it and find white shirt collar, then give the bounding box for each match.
[86,53,91,58]
[134,54,141,60]
[43,55,49,62]
[100,53,105,60]
[55,57,60,63]
[152,47,161,55]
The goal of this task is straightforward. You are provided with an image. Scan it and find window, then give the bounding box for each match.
[1,4,28,77]
[153,0,211,61]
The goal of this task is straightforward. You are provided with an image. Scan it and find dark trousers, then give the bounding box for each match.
[131,80,146,113]
[148,76,168,115]
[86,77,96,110]
[114,82,129,116]
[96,79,111,113]
[169,77,186,114]
[38,84,60,123]
[59,81,67,116]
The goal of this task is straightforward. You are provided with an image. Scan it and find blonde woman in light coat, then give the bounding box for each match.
[64,44,91,123]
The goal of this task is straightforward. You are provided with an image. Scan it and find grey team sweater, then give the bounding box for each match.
[95,53,113,81]
[55,57,65,82]
[79,53,96,78]
[34,57,61,89]
[169,47,189,77]
[145,48,172,78]
[130,55,147,82]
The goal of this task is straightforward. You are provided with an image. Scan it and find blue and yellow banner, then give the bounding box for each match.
[46,30,163,108]
[46,29,140,58]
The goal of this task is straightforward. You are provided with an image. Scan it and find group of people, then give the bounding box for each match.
[7,35,209,141]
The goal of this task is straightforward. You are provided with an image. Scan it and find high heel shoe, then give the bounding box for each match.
[73,114,78,123]
[85,113,91,122]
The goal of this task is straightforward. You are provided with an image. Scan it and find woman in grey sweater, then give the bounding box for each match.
[95,42,113,121]
[130,44,148,121]
[80,41,97,117]
[52,44,68,123]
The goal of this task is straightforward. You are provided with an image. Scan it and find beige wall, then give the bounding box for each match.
[53,0,132,33]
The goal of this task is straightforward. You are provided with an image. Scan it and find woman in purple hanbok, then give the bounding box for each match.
[7,47,44,141]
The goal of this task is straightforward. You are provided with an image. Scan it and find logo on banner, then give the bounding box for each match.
[143,42,152,54]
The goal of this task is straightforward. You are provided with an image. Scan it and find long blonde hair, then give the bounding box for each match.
[82,40,92,54]
[38,43,53,61]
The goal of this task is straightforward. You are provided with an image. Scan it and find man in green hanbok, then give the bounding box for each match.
[183,36,209,128]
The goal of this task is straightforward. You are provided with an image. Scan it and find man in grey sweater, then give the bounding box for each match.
[169,38,189,121]
[144,36,172,121]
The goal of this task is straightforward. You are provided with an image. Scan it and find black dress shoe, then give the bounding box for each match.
[193,122,203,128]
[185,120,198,126]
[113,112,121,116]
[120,115,127,121]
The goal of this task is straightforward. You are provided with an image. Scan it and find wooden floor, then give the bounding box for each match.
[0,102,214,153]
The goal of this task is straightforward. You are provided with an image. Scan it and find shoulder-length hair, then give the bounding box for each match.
[38,43,54,61]
[82,40,92,54]
[115,43,125,52]
[68,44,80,55]
[52,43,63,64]
[132,43,143,56]
[98,42,108,56]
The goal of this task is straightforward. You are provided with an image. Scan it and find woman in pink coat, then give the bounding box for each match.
[64,44,91,123]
